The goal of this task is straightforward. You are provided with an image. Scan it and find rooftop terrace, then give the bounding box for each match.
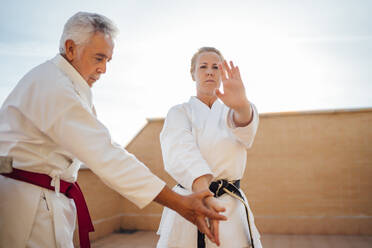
[91,231,372,248]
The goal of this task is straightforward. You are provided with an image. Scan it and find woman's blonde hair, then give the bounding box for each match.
[190,47,224,80]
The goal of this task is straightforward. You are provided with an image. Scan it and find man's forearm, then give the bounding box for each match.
[153,186,184,212]
[153,185,226,223]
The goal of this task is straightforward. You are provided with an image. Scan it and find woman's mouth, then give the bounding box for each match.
[205,79,215,83]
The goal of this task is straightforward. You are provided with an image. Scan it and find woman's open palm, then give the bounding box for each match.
[215,60,249,111]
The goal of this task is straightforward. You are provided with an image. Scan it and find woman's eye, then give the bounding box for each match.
[200,65,207,69]
[213,66,218,69]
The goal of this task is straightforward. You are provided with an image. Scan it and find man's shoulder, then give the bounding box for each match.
[23,59,67,84]
[5,58,78,111]
[19,59,74,94]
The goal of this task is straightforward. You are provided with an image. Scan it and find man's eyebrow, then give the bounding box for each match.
[95,53,112,61]
[95,53,108,58]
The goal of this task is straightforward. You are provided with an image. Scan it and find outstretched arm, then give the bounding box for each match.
[154,185,226,244]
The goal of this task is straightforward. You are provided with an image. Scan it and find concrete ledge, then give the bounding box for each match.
[121,215,161,230]
[74,215,122,246]
[92,232,372,248]
[255,216,372,235]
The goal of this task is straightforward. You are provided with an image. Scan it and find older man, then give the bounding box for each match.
[0,12,225,248]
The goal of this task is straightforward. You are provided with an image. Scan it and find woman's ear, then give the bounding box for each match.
[191,71,196,81]
[64,39,77,62]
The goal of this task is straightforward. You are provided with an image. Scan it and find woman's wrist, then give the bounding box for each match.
[233,100,253,127]
[233,99,251,113]
[203,195,215,206]
[192,174,213,193]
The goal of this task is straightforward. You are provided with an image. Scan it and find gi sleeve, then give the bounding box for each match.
[160,105,213,191]
[44,102,166,209]
[226,103,259,148]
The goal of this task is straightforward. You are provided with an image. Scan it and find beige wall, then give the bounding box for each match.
[242,109,372,234]
[76,108,372,244]
[73,170,122,245]
[121,120,175,231]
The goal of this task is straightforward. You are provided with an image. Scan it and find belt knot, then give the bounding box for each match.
[209,179,240,197]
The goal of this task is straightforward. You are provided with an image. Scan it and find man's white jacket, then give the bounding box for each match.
[0,55,165,248]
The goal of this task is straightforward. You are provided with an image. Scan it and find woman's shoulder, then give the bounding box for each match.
[167,101,192,115]
[164,102,193,126]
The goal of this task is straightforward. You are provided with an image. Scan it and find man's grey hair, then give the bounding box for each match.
[59,12,119,54]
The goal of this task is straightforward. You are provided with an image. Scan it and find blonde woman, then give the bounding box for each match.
[157,47,262,248]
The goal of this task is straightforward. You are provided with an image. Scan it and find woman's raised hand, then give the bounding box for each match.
[216,60,253,127]
[215,60,249,111]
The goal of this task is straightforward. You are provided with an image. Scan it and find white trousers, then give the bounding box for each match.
[26,191,57,248]
[0,176,76,248]
[26,190,76,248]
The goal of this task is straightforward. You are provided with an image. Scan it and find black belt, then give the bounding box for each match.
[178,180,254,248]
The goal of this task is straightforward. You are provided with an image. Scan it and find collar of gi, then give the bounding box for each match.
[51,54,93,108]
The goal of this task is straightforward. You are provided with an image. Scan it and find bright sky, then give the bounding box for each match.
[1,0,371,145]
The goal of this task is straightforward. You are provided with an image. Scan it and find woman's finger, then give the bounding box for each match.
[211,220,220,246]
[194,190,227,220]
[213,202,226,213]
[196,216,215,243]
[235,66,242,81]
[230,61,238,78]
[196,189,213,199]
[229,61,235,71]
[218,63,227,81]
[215,88,225,102]
[223,60,232,79]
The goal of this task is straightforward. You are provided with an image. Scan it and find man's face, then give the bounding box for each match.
[67,32,114,87]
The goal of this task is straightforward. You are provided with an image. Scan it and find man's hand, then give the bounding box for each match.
[204,196,225,246]
[154,186,226,245]
[182,190,226,244]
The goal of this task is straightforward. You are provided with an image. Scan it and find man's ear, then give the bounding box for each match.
[64,40,77,62]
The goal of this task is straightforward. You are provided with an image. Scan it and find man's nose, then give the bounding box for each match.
[97,62,107,74]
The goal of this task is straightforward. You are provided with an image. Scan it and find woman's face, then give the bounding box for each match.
[193,52,222,97]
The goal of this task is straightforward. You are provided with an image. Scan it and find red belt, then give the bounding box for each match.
[2,168,94,248]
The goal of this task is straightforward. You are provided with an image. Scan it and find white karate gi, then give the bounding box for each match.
[0,55,166,248]
[157,97,262,248]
